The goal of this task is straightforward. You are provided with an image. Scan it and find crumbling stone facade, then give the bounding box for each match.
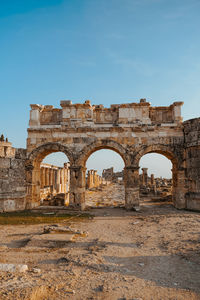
[184,118,200,210]
[102,167,123,183]
[0,99,200,212]
[0,139,26,211]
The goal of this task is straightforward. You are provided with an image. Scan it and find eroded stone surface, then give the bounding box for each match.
[0,99,200,211]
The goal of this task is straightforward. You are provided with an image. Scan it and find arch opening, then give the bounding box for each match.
[139,152,174,208]
[77,139,128,167]
[40,152,70,206]
[26,144,72,208]
[85,149,125,208]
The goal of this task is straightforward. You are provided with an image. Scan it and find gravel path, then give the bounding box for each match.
[0,183,199,300]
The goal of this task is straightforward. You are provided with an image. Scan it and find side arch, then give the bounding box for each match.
[134,144,179,168]
[132,144,186,209]
[26,142,74,209]
[28,142,74,166]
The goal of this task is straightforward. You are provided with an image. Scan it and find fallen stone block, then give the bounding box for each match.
[0,263,28,272]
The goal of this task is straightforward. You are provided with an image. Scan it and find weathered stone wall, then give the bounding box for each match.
[0,140,26,212]
[184,118,200,211]
[26,99,186,210]
[28,99,183,129]
[1,99,199,212]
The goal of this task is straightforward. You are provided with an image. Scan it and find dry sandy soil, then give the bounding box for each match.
[0,183,200,300]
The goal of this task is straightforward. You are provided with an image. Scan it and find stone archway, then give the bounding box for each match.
[69,139,132,210]
[133,144,186,209]
[26,143,73,208]
[77,139,129,167]
[77,139,128,208]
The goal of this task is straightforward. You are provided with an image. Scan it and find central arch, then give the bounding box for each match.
[74,139,129,209]
[77,139,128,167]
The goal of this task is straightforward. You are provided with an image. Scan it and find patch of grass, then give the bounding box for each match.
[0,210,93,225]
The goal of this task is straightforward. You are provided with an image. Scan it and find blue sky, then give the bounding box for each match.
[0,0,200,177]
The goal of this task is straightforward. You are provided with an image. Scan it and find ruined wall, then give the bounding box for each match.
[102,168,123,183]
[184,118,200,211]
[2,98,199,212]
[28,99,183,134]
[26,99,185,210]
[0,140,26,212]
[102,168,114,181]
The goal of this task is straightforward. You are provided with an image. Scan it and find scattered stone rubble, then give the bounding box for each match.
[139,168,172,200]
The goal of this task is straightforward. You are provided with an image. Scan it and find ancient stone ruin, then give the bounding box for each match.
[139,168,172,200]
[0,99,200,212]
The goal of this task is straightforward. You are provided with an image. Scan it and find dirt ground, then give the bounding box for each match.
[0,183,200,300]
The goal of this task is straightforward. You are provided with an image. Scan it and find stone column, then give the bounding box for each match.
[29,104,43,127]
[49,168,54,192]
[53,169,57,193]
[63,167,67,193]
[40,167,45,188]
[142,168,148,186]
[86,171,90,189]
[94,170,98,187]
[91,170,94,187]
[66,167,70,193]
[69,166,86,210]
[150,174,156,194]
[62,169,65,193]
[150,174,155,186]
[124,166,140,210]
[56,169,61,193]
[45,167,49,186]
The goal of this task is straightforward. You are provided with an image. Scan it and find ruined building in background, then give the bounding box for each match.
[40,162,70,206]
[0,99,200,212]
[102,167,123,183]
[139,168,172,198]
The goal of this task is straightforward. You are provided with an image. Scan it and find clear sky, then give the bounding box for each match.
[0,0,200,177]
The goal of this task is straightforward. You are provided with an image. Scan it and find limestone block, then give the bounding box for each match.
[0,158,10,168]
[0,263,28,272]
[10,158,25,169]
[119,108,136,122]
[4,199,16,211]
[0,169,9,179]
